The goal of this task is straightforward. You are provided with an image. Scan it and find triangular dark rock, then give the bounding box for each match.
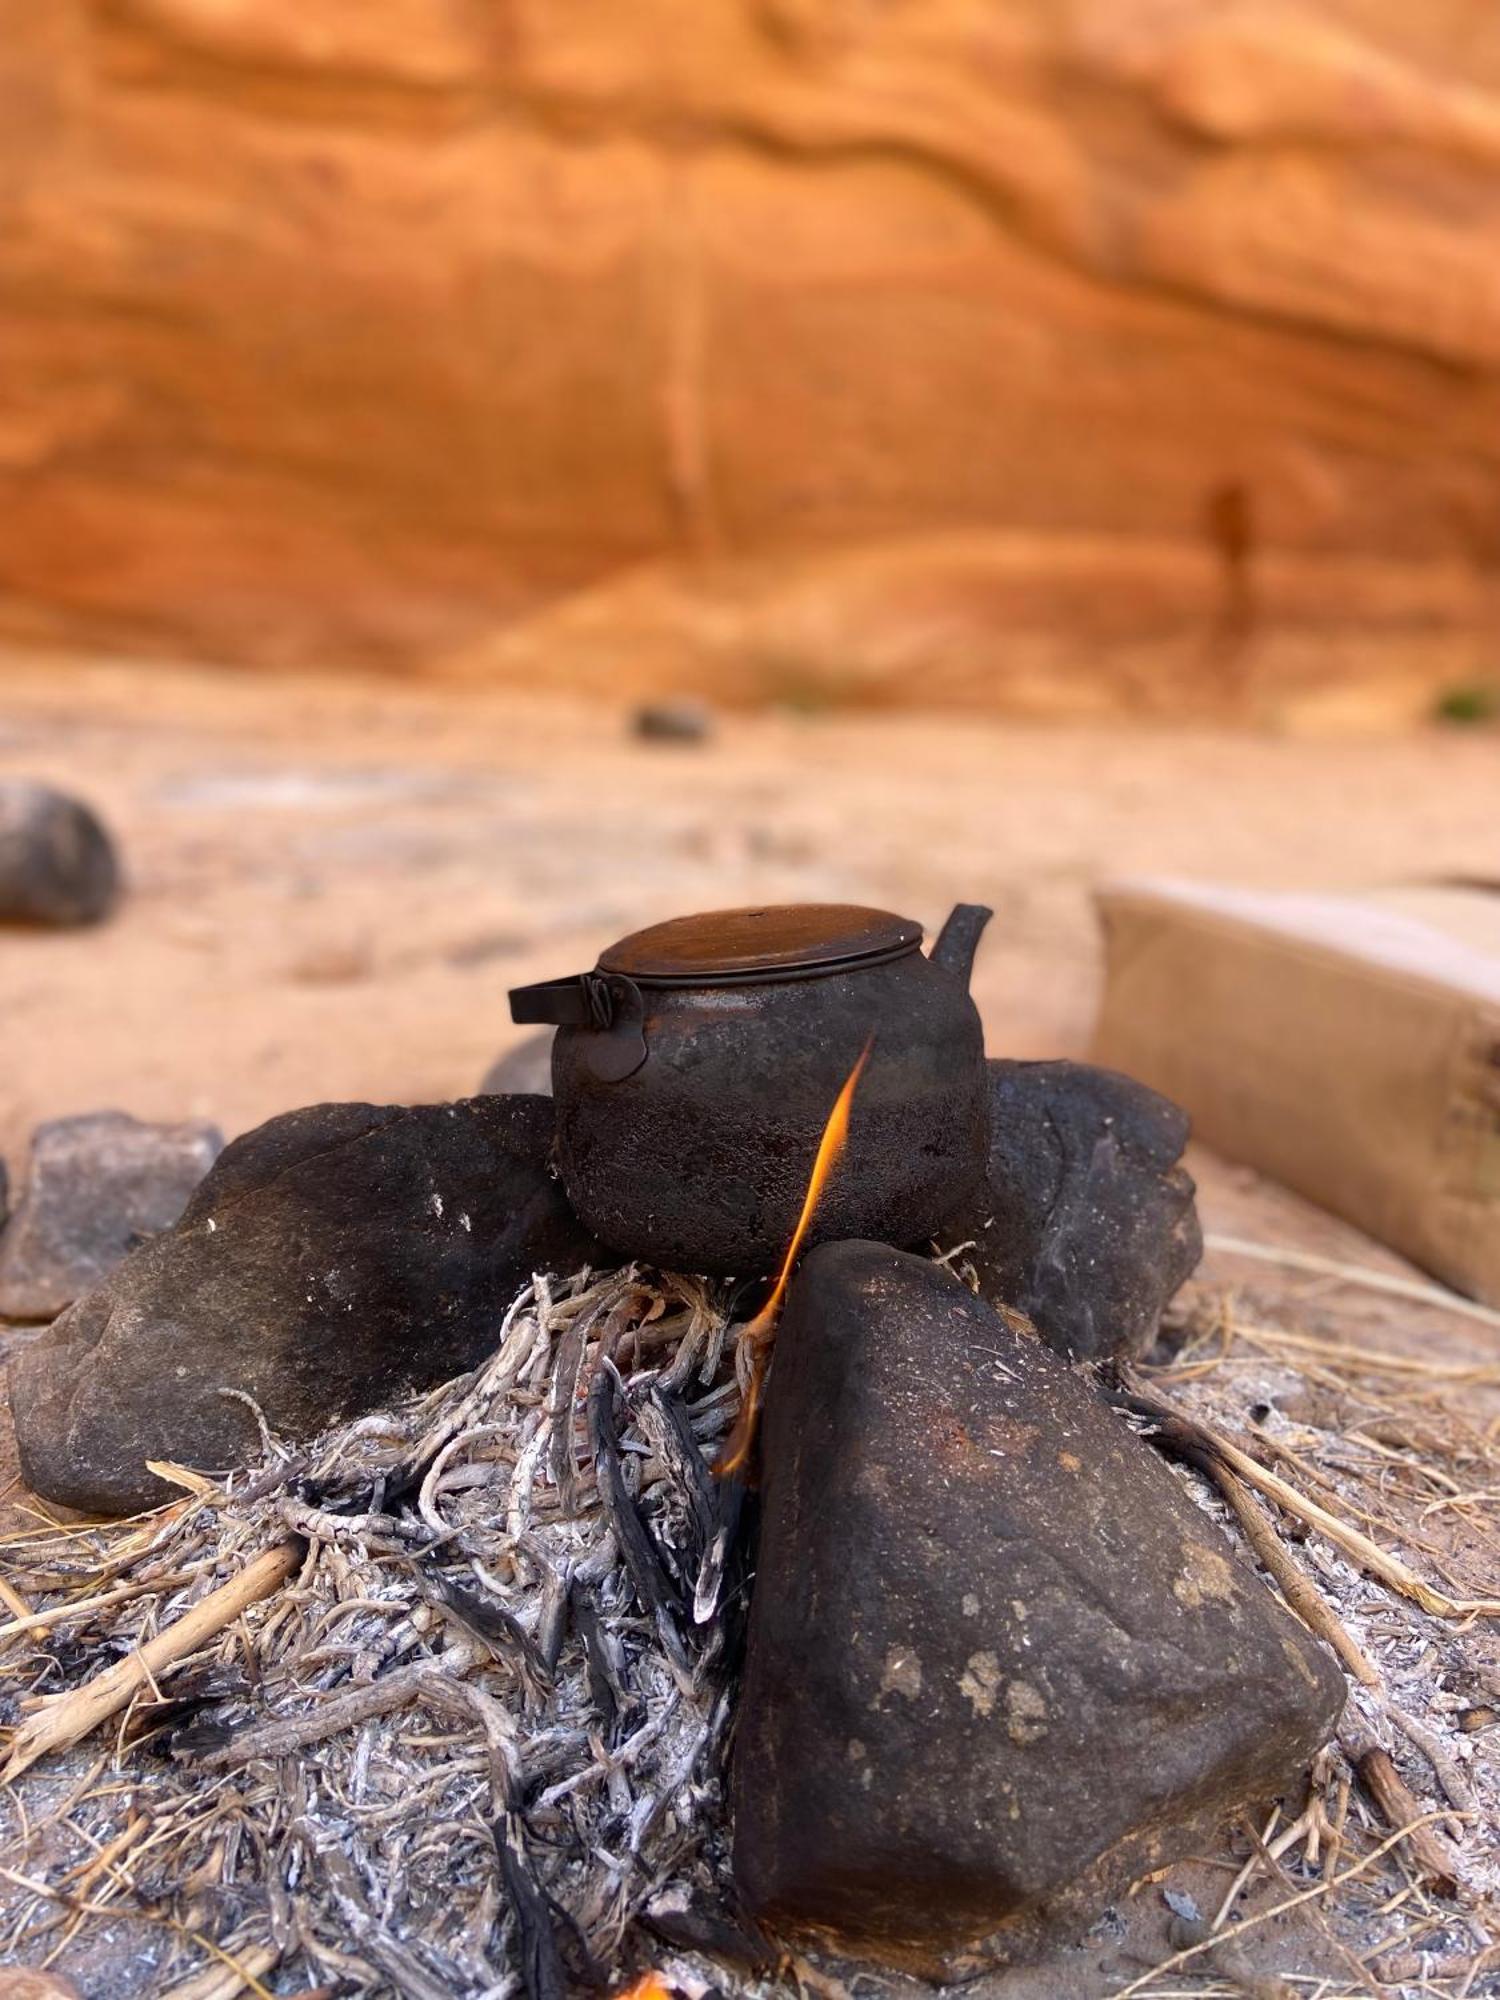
[732,1241,1344,1968]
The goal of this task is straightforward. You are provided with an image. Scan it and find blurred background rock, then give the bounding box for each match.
[5,0,1500,726]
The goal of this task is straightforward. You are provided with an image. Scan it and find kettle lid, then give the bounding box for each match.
[598,903,922,986]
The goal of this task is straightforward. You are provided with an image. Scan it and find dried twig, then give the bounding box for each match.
[2,1539,302,1781]
[1122,1381,1500,1619]
[1201,1235,1500,1334]
[159,1940,280,2000]
[1180,1441,1379,1687]
[1114,1812,1464,1996]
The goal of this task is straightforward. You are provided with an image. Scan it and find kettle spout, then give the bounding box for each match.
[928,902,993,987]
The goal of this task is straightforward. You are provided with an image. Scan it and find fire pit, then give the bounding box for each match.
[6,899,1489,1999]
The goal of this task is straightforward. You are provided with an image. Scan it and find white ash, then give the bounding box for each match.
[0,1266,777,1998]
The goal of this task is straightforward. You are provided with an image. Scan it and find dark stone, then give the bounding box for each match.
[631,699,715,744]
[479,1030,554,1099]
[0,781,121,926]
[733,1242,1344,1970]
[9,1095,602,1515]
[938,1059,1201,1362]
[0,1112,223,1323]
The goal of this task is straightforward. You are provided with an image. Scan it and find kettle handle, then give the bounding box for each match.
[510,974,605,1028]
[510,973,648,1082]
[928,903,993,987]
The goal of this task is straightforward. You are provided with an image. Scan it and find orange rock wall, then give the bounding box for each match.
[3,0,1500,717]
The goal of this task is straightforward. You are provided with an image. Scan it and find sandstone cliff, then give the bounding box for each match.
[3,0,1499,718]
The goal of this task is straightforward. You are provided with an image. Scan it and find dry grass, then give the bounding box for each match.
[1121,1279,1500,1998]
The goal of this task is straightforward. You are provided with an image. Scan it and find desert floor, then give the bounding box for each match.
[3,650,1499,1168]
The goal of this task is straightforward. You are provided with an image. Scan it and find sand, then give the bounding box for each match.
[2,650,1499,1169]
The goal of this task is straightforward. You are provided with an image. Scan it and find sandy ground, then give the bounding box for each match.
[2,650,1499,1169]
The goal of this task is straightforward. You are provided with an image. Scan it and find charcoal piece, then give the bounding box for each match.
[732,1242,1344,1969]
[494,1802,569,2000]
[0,1111,223,1323]
[940,1058,1201,1362]
[0,780,121,927]
[9,1095,602,1515]
[589,1362,687,1669]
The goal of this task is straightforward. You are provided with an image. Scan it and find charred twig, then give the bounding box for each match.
[589,1362,687,1671]
[635,1381,717,1582]
[413,1565,552,1693]
[642,1900,777,1972]
[548,1296,606,1512]
[493,1801,569,2000]
[1339,1717,1468,1899]
[181,1659,460,1768]
[569,1580,623,1739]
[693,1471,747,1628]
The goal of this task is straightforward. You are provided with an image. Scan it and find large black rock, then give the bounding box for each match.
[733,1242,1344,1969]
[939,1059,1201,1362]
[0,781,121,927]
[10,1096,601,1514]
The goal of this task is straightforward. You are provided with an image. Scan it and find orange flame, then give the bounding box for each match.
[714,1035,873,1478]
[612,1977,672,2000]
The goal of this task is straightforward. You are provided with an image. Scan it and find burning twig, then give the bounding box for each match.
[715,1037,873,1481]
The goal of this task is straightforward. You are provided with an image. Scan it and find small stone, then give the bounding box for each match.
[479,1029,554,1098]
[0,781,121,927]
[939,1059,1201,1362]
[9,1095,602,1514]
[0,1112,223,1322]
[733,1242,1344,1969]
[631,699,715,744]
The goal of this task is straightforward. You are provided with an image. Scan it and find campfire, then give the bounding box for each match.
[3,902,1497,1999]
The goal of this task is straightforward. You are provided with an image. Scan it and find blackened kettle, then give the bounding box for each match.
[509,901,991,1275]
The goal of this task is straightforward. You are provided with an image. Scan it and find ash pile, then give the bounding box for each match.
[7,901,1486,1999]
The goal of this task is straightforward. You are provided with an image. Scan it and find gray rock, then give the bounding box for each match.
[733,1242,1344,1971]
[0,781,121,927]
[939,1059,1201,1362]
[10,1095,602,1515]
[631,699,715,744]
[479,1030,554,1099]
[0,1113,223,1323]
